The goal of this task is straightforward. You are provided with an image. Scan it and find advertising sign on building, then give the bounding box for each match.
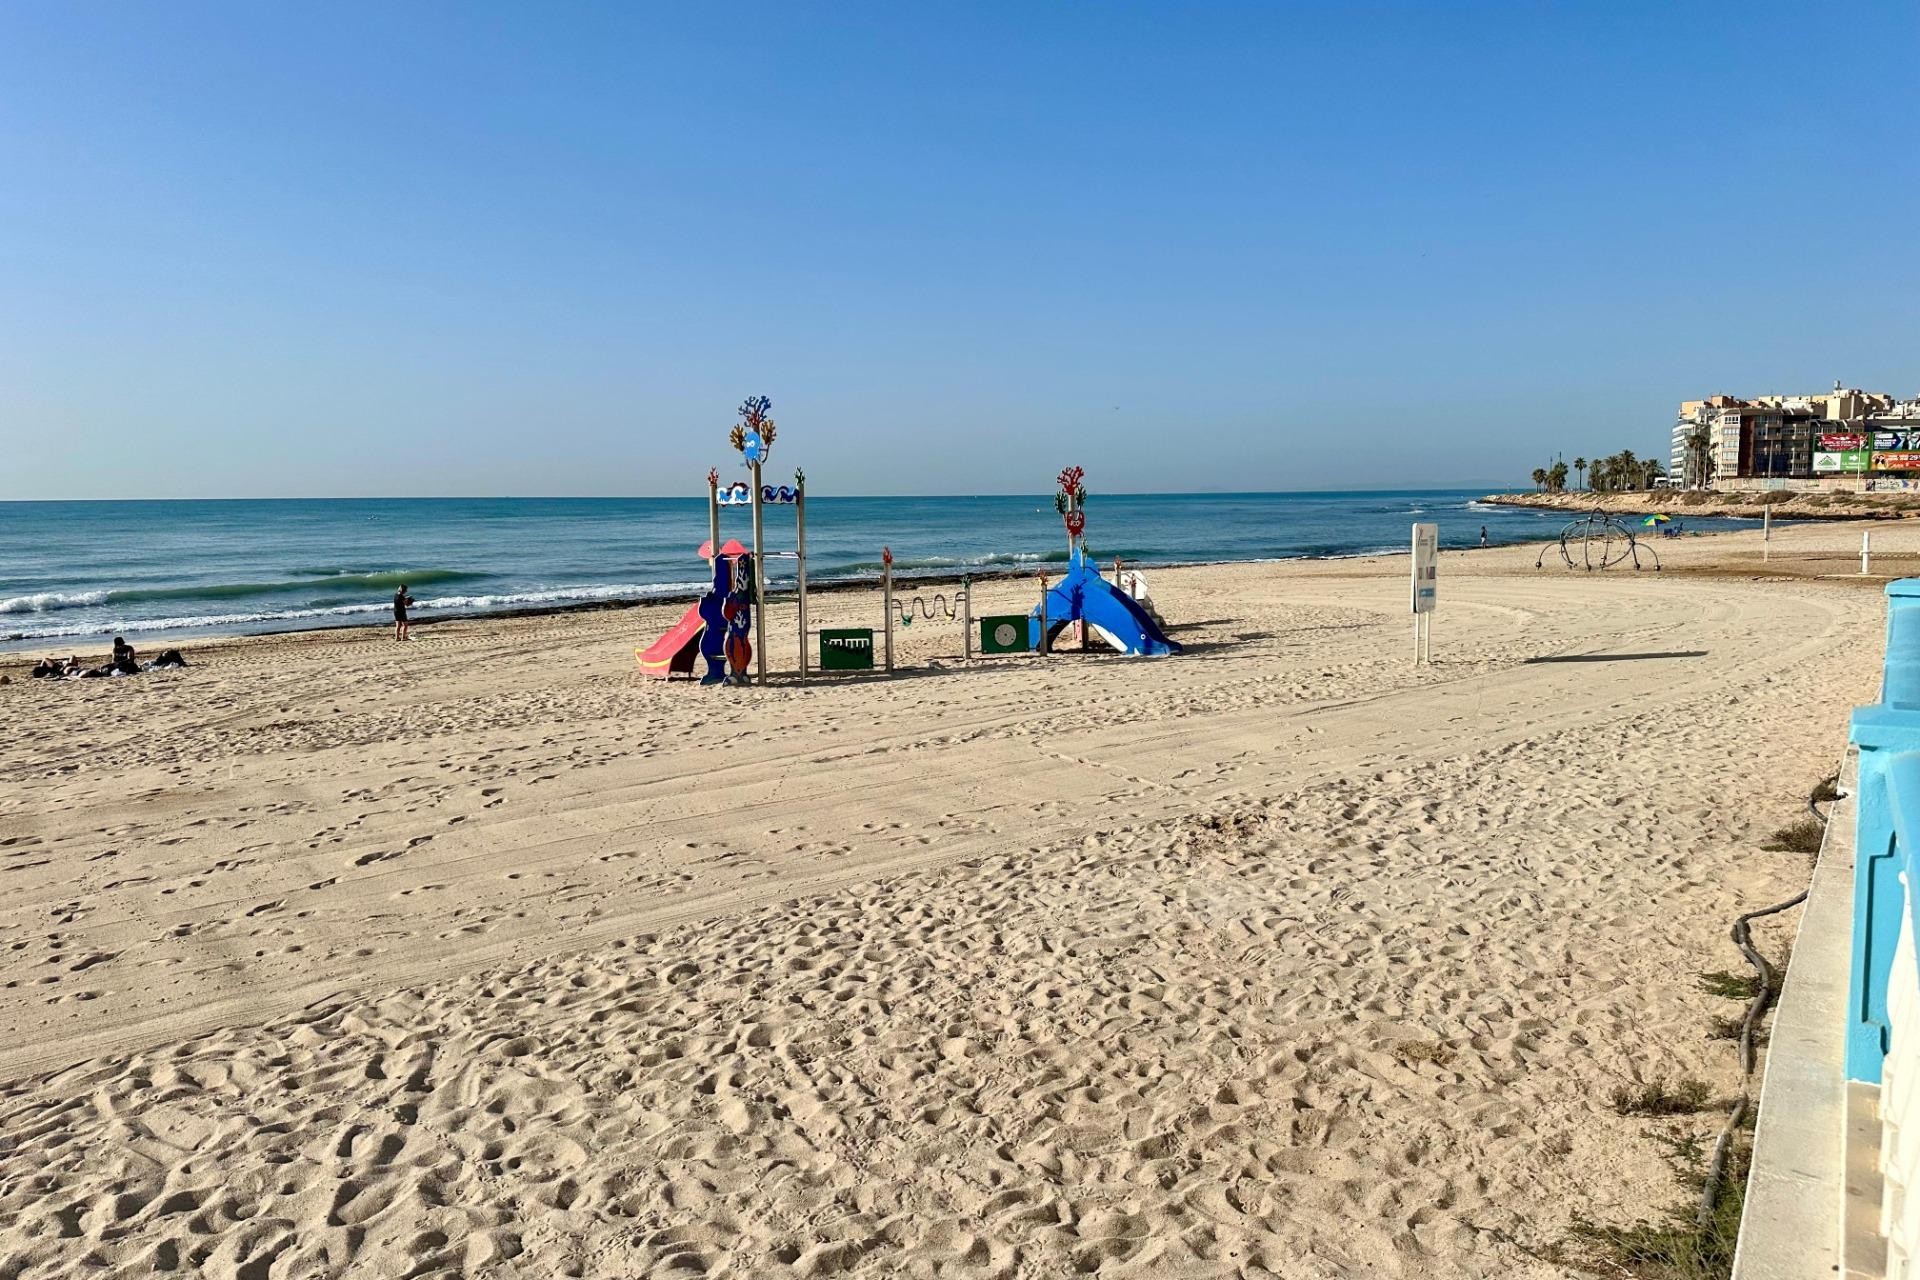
[1874,451,1920,472]
[1822,433,1869,451]
[1876,431,1916,452]
[1815,450,1873,474]
[1411,522,1438,614]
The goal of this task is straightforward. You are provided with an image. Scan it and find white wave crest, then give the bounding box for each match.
[6,601,392,640]
[0,590,109,614]
[420,583,706,610]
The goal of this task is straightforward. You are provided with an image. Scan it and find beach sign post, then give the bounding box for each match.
[1411,522,1438,666]
[1056,467,1088,646]
[1056,466,1086,558]
[730,397,777,686]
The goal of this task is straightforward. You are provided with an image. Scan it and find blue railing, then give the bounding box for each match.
[1847,579,1920,1081]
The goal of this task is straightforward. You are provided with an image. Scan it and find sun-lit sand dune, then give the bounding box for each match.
[0,522,1891,1277]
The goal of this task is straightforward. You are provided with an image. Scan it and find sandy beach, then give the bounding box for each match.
[0,520,1892,1277]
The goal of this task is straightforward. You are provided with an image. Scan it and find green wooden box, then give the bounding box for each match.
[819,628,875,671]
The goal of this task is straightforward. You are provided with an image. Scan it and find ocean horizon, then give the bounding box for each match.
[1,490,1760,649]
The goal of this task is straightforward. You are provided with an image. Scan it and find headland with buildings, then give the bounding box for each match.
[1488,380,1920,519]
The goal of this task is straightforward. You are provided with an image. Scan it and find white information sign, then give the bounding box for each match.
[1411,522,1438,614]
[1410,522,1437,667]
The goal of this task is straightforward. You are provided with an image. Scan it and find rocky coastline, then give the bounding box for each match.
[1482,489,1920,521]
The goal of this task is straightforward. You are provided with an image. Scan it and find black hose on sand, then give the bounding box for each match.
[1695,776,1833,1227]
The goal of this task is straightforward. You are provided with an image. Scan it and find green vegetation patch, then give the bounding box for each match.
[1698,970,1759,1000]
[1571,1133,1748,1279]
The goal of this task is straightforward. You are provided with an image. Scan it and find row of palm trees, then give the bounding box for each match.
[1529,450,1668,494]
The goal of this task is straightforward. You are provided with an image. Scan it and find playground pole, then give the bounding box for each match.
[707,474,720,570]
[795,478,808,680]
[751,460,767,685]
[1762,505,1771,561]
[1038,575,1050,655]
[882,551,895,673]
[960,575,972,661]
[1072,493,1085,648]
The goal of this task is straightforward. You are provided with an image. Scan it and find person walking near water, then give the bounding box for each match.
[393,584,415,641]
[1479,525,1489,548]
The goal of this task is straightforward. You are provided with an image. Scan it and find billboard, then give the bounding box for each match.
[1815,450,1872,474]
[1876,430,1917,452]
[1874,451,1920,472]
[1821,432,1868,451]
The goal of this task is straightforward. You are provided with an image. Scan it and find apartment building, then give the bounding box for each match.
[1671,383,1920,490]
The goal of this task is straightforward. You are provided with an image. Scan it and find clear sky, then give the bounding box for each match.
[2,2,1914,499]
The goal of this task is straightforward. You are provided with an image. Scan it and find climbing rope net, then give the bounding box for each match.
[1535,510,1661,572]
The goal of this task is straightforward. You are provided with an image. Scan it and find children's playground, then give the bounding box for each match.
[636,406,1180,687]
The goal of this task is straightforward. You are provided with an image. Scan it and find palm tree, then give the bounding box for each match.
[1617,450,1639,490]
[1548,460,1568,493]
[1531,467,1548,492]
[1573,457,1587,490]
[1643,458,1665,489]
[1684,424,1714,490]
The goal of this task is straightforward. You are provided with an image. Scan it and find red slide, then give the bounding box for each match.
[635,603,705,678]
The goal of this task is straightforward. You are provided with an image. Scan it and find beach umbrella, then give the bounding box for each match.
[1643,514,1671,526]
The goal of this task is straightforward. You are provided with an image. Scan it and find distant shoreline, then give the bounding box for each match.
[0,491,1772,653]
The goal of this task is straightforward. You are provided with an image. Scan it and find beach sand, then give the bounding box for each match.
[0,519,1892,1277]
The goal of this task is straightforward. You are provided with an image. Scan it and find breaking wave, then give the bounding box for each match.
[2,582,711,641]
[0,591,110,615]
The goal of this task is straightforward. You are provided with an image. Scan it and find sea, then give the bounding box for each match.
[0,492,1761,649]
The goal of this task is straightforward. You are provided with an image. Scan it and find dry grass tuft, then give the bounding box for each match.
[1391,1040,1455,1067]
[1761,816,1824,854]
[1610,1079,1714,1117]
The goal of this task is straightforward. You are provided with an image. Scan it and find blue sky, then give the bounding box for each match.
[2,2,1914,498]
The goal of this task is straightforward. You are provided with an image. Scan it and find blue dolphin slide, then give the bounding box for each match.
[1028,549,1181,656]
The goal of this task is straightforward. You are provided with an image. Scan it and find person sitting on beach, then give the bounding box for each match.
[393,585,415,641]
[111,637,137,675]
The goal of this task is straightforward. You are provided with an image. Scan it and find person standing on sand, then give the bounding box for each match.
[1479,525,1489,548]
[393,584,415,641]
